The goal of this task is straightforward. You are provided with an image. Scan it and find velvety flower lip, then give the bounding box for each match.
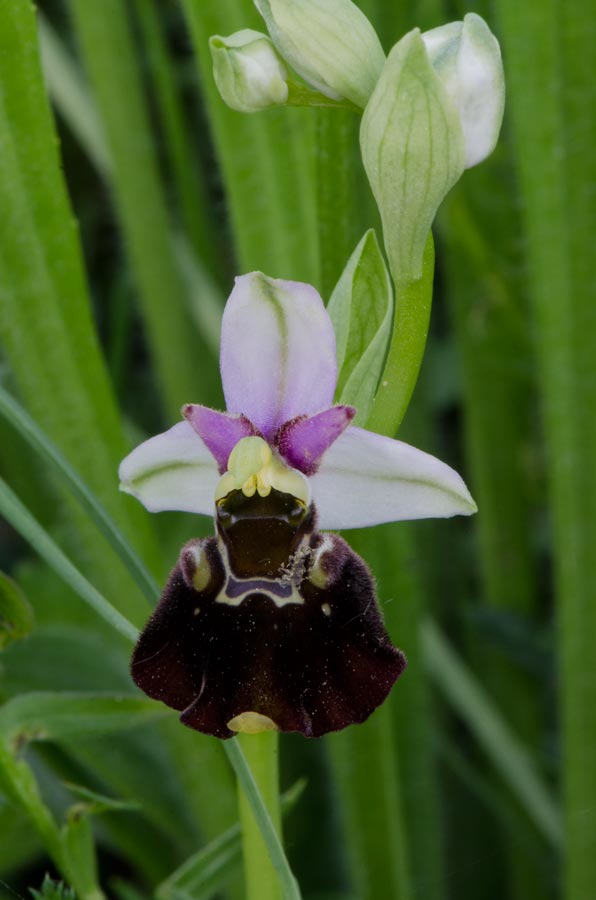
[121,270,476,739]
[131,519,406,739]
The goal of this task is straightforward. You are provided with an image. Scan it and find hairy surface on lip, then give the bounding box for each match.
[131,494,406,738]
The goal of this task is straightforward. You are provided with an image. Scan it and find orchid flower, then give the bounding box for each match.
[120,272,476,739]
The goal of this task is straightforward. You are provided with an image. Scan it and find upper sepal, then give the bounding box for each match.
[220,272,337,439]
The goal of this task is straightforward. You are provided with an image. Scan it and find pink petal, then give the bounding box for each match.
[274,405,356,475]
[183,404,258,473]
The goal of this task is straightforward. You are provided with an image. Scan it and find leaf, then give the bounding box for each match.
[0,478,139,644]
[60,814,99,900]
[0,570,34,650]
[327,230,393,424]
[0,693,168,751]
[422,619,562,847]
[0,0,157,626]
[1,624,131,695]
[63,782,141,816]
[29,875,75,900]
[0,386,160,607]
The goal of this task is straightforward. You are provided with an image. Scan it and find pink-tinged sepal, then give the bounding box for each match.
[183,404,258,472]
[220,272,337,438]
[274,405,356,475]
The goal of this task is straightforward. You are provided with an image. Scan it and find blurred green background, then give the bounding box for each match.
[0,0,594,898]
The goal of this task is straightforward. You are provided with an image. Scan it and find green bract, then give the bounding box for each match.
[254,0,384,109]
[360,29,465,282]
[327,230,393,425]
[209,29,289,113]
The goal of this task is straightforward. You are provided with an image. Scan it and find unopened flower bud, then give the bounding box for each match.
[254,0,385,109]
[209,29,289,113]
[422,13,505,168]
[360,29,466,282]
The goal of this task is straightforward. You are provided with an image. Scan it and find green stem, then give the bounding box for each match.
[0,739,106,899]
[0,740,66,874]
[236,733,283,900]
[367,233,435,435]
[225,736,301,900]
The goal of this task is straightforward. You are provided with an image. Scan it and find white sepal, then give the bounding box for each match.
[119,421,219,515]
[310,426,477,530]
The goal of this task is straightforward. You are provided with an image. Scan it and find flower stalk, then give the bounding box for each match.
[366,234,435,436]
[236,732,283,900]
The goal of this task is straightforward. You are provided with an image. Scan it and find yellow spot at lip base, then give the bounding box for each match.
[227,711,278,734]
[215,436,310,506]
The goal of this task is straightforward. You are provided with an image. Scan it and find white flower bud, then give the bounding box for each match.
[254,0,385,109]
[422,13,505,168]
[209,29,289,113]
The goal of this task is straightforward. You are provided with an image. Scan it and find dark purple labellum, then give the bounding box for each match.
[131,489,406,738]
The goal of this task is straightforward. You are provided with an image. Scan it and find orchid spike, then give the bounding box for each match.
[120,272,476,739]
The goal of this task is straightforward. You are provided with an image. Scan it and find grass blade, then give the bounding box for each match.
[181,0,318,285]
[0,0,159,620]
[0,478,138,644]
[66,0,218,417]
[422,619,561,848]
[0,386,159,605]
[0,694,166,750]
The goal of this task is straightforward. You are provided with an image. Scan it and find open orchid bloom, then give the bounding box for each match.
[120,272,476,739]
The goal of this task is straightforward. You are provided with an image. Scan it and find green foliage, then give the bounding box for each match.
[29,875,75,900]
[0,572,34,651]
[0,0,592,898]
[328,230,393,424]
